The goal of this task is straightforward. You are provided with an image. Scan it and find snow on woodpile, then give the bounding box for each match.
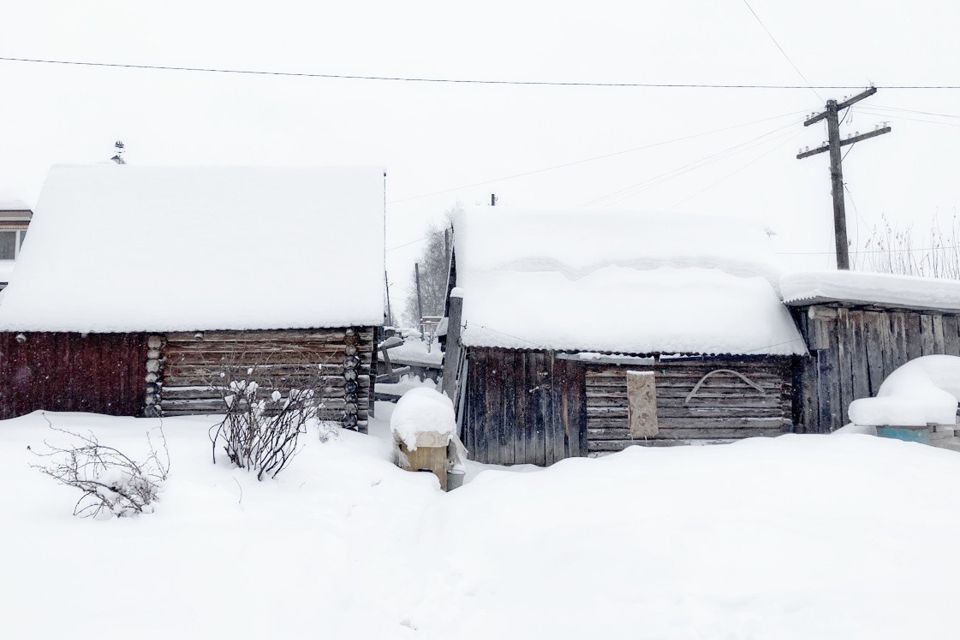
[0,164,385,332]
[781,270,960,312]
[849,355,960,427]
[454,207,805,355]
[390,387,455,450]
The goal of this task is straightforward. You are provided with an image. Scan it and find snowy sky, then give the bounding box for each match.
[1,0,959,303]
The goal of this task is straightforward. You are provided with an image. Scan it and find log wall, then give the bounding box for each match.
[0,332,148,419]
[156,328,375,431]
[585,357,794,453]
[794,304,960,432]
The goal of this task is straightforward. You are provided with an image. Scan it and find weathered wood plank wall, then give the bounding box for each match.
[157,328,375,431]
[585,357,794,453]
[461,348,584,465]
[460,349,790,463]
[0,332,148,419]
[794,304,960,432]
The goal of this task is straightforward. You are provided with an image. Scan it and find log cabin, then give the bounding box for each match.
[0,164,385,430]
[443,208,808,465]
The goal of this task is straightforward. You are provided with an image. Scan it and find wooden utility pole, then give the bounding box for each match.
[414,262,425,335]
[797,87,891,270]
[384,270,394,327]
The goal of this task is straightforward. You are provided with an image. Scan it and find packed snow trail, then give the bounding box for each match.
[2,409,959,639]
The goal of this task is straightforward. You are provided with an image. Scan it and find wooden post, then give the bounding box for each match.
[414,262,425,336]
[441,292,464,400]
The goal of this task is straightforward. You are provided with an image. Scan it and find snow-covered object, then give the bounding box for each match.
[390,387,455,450]
[454,208,805,355]
[0,164,385,332]
[382,335,444,366]
[781,270,960,312]
[849,355,960,426]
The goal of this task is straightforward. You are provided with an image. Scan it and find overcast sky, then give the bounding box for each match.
[2,1,959,303]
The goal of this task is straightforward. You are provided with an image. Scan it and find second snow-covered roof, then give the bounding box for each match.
[781,270,960,312]
[454,208,806,356]
[0,164,385,332]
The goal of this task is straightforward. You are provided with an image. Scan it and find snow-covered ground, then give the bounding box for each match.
[2,405,960,639]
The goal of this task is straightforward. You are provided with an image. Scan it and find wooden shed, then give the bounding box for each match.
[782,270,960,432]
[0,164,385,430]
[443,208,808,465]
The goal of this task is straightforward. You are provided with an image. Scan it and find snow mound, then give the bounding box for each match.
[0,164,386,332]
[849,355,960,426]
[781,270,960,312]
[390,387,455,450]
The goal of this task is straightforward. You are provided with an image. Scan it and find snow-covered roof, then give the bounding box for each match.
[781,270,960,313]
[454,208,806,356]
[0,260,14,284]
[0,164,385,332]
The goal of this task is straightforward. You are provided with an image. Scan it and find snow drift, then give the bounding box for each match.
[2,409,960,639]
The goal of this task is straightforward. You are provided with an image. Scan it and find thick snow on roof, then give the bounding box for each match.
[456,207,781,281]
[0,164,385,332]
[781,270,960,312]
[454,208,805,355]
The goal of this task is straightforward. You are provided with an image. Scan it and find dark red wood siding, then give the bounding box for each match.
[0,332,148,419]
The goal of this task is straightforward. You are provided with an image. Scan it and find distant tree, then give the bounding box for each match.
[857,214,960,279]
[403,205,460,328]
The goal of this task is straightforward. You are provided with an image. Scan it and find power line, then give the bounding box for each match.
[387,109,804,204]
[2,55,960,89]
[670,129,806,207]
[386,236,429,252]
[582,120,800,206]
[857,107,960,129]
[740,0,822,100]
[870,104,960,119]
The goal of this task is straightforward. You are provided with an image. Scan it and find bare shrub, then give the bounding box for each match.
[209,366,325,480]
[31,419,170,518]
[857,214,960,279]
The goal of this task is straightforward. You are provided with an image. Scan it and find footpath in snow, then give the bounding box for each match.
[1,405,959,640]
